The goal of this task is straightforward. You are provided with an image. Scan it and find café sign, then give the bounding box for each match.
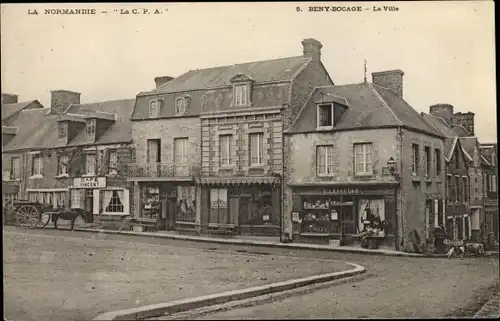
[73,177,107,189]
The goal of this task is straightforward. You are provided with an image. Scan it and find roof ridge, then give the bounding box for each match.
[190,55,306,72]
[367,82,404,125]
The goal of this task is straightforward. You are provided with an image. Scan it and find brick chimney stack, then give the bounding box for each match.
[1,93,19,104]
[453,112,475,136]
[302,38,322,63]
[50,90,81,115]
[372,70,405,98]
[154,76,174,88]
[429,104,454,126]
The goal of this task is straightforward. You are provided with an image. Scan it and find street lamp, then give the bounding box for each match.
[387,156,401,251]
[387,157,400,181]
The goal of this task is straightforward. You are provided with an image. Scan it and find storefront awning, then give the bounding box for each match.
[2,183,19,195]
[197,176,281,185]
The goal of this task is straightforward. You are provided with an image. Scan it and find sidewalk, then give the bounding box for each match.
[474,292,500,318]
[67,225,423,257]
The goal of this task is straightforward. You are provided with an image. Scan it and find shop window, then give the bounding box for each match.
[58,155,69,176]
[147,139,161,163]
[239,189,274,226]
[249,133,264,165]
[85,153,96,175]
[176,186,196,222]
[411,144,419,175]
[10,157,20,180]
[104,190,124,213]
[32,154,43,176]
[456,217,463,240]
[317,145,334,176]
[424,146,431,177]
[317,104,333,128]
[219,134,232,166]
[71,190,84,209]
[359,199,385,235]
[434,148,441,176]
[210,188,228,224]
[354,143,373,176]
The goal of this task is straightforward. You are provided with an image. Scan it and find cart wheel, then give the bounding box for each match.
[37,212,51,228]
[16,205,40,228]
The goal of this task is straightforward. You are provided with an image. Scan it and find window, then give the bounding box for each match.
[86,119,95,135]
[434,149,441,176]
[176,98,186,114]
[317,104,333,128]
[210,188,228,224]
[317,145,335,176]
[58,155,69,176]
[354,143,373,175]
[234,85,248,107]
[412,144,419,175]
[10,157,20,180]
[219,135,232,166]
[58,123,66,138]
[85,153,96,175]
[490,174,497,192]
[104,190,124,213]
[249,133,264,165]
[147,139,161,163]
[174,138,188,163]
[457,177,463,202]
[108,150,118,174]
[32,154,43,176]
[71,189,83,209]
[149,100,161,118]
[424,146,431,177]
[447,175,454,202]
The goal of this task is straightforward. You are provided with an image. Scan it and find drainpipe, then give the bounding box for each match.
[280,104,288,243]
[398,126,404,251]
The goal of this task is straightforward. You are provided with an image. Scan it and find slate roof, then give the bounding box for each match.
[452,125,471,137]
[1,100,43,122]
[3,99,135,151]
[140,56,311,95]
[289,82,443,137]
[421,113,458,138]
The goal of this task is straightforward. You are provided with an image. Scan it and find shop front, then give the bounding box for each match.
[70,176,130,228]
[199,177,281,236]
[289,184,398,249]
[135,181,197,231]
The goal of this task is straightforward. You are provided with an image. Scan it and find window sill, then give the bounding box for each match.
[249,164,265,168]
[55,174,69,179]
[29,175,44,179]
[412,175,421,182]
[82,174,97,178]
[425,176,432,183]
[5,178,21,182]
[317,174,335,178]
[316,126,334,131]
[220,165,236,170]
[101,212,129,216]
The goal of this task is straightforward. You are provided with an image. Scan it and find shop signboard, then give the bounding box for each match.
[296,187,393,196]
[73,177,107,189]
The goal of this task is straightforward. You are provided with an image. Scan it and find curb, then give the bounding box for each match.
[71,227,424,258]
[92,262,366,320]
[473,292,500,318]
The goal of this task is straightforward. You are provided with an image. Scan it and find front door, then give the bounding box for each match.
[166,197,177,230]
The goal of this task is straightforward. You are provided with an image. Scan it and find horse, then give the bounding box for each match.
[51,208,87,230]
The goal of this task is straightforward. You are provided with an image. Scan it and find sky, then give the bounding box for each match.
[1,1,496,142]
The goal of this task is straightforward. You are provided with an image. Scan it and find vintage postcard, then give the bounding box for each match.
[1,2,498,320]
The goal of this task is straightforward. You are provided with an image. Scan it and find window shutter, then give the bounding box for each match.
[123,189,130,215]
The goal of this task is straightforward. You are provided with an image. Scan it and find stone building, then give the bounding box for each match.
[1,90,136,229]
[480,143,498,247]
[283,71,447,252]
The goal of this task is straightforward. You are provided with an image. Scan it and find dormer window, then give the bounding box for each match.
[86,119,95,135]
[149,100,162,118]
[230,73,253,108]
[317,104,334,128]
[234,85,249,107]
[176,97,187,115]
[58,122,67,138]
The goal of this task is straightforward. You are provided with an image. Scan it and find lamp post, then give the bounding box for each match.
[387,157,401,251]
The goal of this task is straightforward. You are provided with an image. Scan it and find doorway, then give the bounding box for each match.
[84,189,94,223]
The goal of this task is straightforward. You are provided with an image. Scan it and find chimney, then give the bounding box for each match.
[453,112,475,136]
[50,90,81,115]
[154,76,174,88]
[372,70,405,98]
[1,93,19,104]
[429,104,454,125]
[302,38,322,63]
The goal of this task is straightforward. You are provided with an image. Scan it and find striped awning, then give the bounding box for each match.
[197,176,280,185]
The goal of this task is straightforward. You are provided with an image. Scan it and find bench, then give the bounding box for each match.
[207,223,236,237]
[175,221,200,235]
[127,217,157,232]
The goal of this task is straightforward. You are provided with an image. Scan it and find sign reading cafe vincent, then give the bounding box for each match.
[73,177,107,189]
